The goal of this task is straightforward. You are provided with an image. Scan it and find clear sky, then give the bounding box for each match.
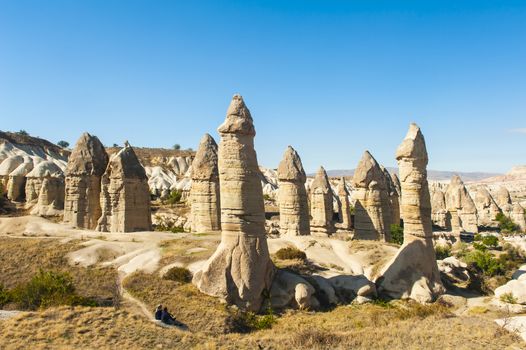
[1,1,525,173]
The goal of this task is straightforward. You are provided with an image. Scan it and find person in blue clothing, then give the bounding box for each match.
[161,306,178,325]
[154,304,163,320]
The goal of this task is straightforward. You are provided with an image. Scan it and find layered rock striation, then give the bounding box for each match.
[309,166,334,236]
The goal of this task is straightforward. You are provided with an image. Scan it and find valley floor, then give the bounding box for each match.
[0,216,524,349]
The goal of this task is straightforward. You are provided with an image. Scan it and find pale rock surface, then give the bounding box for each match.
[431,189,448,228]
[336,177,352,230]
[6,160,34,201]
[25,161,64,204]
[495,186,513,217]
[474,186,501,228]
[96,143,151,232]
[64,133,109,229]
[437,256,470,284]
[377,123,444,303]
[511,203,526,232]
[25,161,65,216]
[193,95,274,312]
[382,166,400,227]
[190,134,221,233]
[310,166,334,236]
[270,270,319,310]
[352,151,391,241]
[445,175,479,234]
[277,146,310,236]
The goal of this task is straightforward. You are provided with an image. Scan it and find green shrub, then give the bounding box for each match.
[474,234,482,241]
[263,194,273,201]
[0,283,11,307]
[17,130,29,136]
[435,245,451,260]
[464,250,503,277]
[481,235,499,248]
[473,242,488,252]
[496,212,519,234]
[163,267,192,283]
[231,307,276,333]
[390,224,404,245]
[173,144,181,150]
[500,292,518,304]
[57,140,69,148]
[165,190,183,206]
[11,270,92,310]
[275,247,307,260]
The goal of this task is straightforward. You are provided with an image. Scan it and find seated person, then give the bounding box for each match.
[161,307,177,325]
[154,304,163,321]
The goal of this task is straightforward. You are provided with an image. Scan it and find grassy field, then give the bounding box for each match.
[0,236,524,349]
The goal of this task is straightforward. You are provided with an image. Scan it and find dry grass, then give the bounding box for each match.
[0,237,118,307]
[0,236,523,349]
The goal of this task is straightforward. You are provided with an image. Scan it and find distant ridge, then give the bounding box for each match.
[307,167,502,182]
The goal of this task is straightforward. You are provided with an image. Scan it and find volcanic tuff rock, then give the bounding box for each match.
[431,189,448,228]
[377,123,445,303]
[25,161,65,216]
[511,203,526,232]
[445,175,479,234]
[310,166,334,236]
[474,186,501,228]
[496,186,513,217]
[352,151,391,241]
[382,166,400,227]
[190,134,221,233]
[6,160,33,201]
[277,146,310,236]
[96,142,152,232]
[336,177,352,230]
[193,95,274,312]
[63,133,109,229]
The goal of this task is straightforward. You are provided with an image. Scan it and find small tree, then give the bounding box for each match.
[17,130,29,136]
[390,224,404,245]
[112,143,118,147]
[165,189,182,206]
[173,144,181,150]
[57,140,69,148]
[496,213,518,234]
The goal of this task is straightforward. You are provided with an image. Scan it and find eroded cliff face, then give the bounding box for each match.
[96,143,151,233]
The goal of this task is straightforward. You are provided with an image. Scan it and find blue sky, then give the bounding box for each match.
[1,1,525,173]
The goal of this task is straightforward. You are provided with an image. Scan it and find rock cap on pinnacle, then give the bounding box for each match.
[107,142,147,180]
[337,177,349,196]
[395,123,428,163]
[352,150,385,188]
[311,166,331,193]
[66,132,109,177]
[192,133,219,180]
[217,94,255,136]
[277,146,306,182]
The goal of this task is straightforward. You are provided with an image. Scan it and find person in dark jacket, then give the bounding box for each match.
[154,304,163,320]
[161,307,177,325]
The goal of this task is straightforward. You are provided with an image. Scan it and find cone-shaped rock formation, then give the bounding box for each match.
[310,166,334,236]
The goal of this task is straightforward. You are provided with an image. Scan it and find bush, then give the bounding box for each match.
[173,144,181,150]
[0,283,11,307]
[500,292,518,304]
[390,224,404,245]
[17,130,29,136]
[473,242,488,252]
[57,140,69,148]
[464,250,503,277]
[165,190,183,206]
[11,270,93,310]
[435,245,451,260]
[263,194,273,201]
[496,212,519,234]
[275,247,307,260]
[481,235,499,248]
[231,307,276,333]
[163,267,192,283]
